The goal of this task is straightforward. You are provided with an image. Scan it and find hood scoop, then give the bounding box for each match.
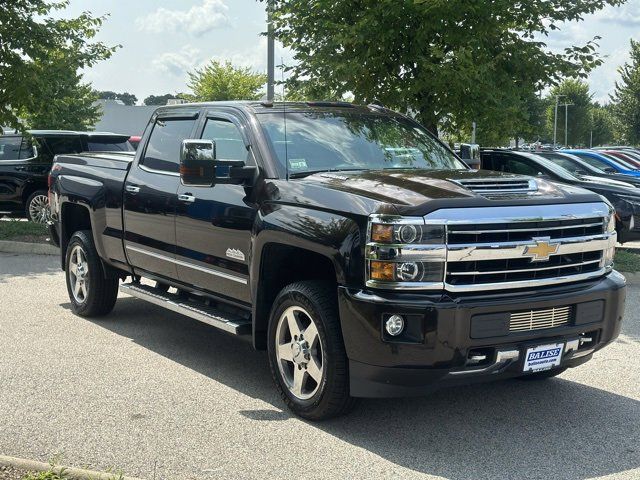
[453,177,538,196]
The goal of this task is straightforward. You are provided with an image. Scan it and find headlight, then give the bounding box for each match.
[367,216,446,289]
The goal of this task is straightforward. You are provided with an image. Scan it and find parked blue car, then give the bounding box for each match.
[562,149,640,177]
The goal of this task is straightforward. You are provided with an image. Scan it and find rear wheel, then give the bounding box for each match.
[267,281,357,420]
[26,190,50,223]
[65,230,119,317]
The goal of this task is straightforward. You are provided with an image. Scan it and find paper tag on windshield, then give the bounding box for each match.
[289,159,308,170]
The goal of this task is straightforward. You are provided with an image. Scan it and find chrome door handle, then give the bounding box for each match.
[178,194,196,203]
[125,185,140,194]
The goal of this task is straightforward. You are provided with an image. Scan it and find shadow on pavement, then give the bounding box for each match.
[0,253,59,283]
[78,296,640,480]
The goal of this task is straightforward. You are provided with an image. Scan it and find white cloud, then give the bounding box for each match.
[136,0,230,36]
[595,2,640,27]
[152,45,203,77]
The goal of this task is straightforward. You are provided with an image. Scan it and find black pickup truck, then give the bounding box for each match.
[49,101,626,420]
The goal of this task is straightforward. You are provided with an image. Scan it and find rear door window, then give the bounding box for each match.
[0,136,35,160]
[142,118,197,173]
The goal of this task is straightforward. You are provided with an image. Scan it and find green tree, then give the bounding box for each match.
[96,90,138,105]
[0,0,115,129]
[19,50,100,130]
[185,60,266,101]
[545,79,594,147]
[144,93,179,106]
[610,40,640,145]
[589,105,615,147]
[265,0,621,138]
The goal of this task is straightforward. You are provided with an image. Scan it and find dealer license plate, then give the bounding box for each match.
[523,343,565,373]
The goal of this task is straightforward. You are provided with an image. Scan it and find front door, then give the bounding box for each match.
[123,115,198,280]
[175,114,256,304]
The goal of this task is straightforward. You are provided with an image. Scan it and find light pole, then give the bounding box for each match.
[560,103,573,147]
[266,0,275,102]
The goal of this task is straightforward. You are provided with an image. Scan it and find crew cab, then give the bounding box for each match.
[49,102,626,420]
[0,130,133,222]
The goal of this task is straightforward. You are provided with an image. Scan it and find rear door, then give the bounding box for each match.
[123,113,199,280]
[174,112,256,304]
[0,136,38,214]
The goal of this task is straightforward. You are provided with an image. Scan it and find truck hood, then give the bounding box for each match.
[285,168,603,217]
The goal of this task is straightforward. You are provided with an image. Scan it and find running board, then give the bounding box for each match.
[119,283,251,335]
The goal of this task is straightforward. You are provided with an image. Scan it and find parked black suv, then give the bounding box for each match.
[0,130,133,222]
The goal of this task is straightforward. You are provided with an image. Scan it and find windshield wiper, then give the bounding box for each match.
[289,168,367,179]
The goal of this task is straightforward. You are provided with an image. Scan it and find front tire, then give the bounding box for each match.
[267,281,357,420]
[65,230,119,317]
[26,190,50,223]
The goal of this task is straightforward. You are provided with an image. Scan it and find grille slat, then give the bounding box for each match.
[509,306,572,332]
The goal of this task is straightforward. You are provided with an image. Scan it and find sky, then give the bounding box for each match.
[57,0,640,104]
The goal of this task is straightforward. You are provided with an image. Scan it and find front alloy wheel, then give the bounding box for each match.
[267,281,357,420]
[275,306,325,400]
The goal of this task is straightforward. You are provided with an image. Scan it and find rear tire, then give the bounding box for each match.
[267,280,357,420]
[65,230,119,317]
[25,190,50,223]
[518,367,568,380]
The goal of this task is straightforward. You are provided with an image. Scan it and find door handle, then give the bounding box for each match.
[178,194,196,203]
[125,185,140,194]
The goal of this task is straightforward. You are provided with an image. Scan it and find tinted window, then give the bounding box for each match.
[0,136,35,160]
[42,136,83,155]
[492,156,540,176]
[258,112,464,175]
[201,119,248,161]
[87,137,134,152]
[142,119,196,173]
[573,153,617,171]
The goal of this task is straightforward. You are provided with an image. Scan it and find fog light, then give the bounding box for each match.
[385,315,405,336]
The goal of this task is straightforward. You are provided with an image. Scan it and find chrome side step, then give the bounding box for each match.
[119,283,251,335]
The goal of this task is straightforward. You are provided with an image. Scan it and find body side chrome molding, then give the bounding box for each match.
[125,245,248,284]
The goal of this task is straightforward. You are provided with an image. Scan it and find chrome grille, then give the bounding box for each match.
[427,202,616,292]
[510,306,572,332]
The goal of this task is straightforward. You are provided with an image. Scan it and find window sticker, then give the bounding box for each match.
[289,158,308,170]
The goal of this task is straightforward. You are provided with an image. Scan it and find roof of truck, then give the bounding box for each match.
[153,100,392,116]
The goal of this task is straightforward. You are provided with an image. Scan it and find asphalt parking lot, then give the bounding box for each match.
[0,252,639,480]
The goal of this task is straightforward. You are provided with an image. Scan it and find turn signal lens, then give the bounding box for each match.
[370,260,395,281]
[371,224,394,243]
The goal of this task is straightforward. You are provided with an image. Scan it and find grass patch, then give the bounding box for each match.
[0,220,48,242]
[615,249,640,272]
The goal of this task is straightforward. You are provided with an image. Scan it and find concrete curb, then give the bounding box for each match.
[621,271,640,284]
[0,455,145,480]
[0,240,58,256]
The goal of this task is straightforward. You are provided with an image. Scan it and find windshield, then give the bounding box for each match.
[599,152,638,170]
[539,153,596,176]
[258,111,465,176]
[0,136,35,160]
[87,136,134,152]
[574,152,632,171]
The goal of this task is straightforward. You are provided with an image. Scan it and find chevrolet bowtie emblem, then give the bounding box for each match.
[523,238,559,262]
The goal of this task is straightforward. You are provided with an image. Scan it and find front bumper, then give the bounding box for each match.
[338,271,626,397]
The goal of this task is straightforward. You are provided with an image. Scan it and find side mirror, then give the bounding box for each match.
[180,139,216,186]
[604,167,617,174]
